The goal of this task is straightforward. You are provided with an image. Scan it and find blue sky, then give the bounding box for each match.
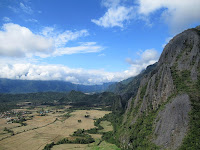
[0,0,200,84]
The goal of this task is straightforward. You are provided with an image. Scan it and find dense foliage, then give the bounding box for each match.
[0,92,68,103]
[59,90,121,110]
[43,129,95,150]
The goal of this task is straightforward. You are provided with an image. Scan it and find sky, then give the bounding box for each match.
[0,0,200,85]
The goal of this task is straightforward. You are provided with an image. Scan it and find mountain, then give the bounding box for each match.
[0,78,113,93]
[58,90,122,112]
[107,63,156,108]
[111,26,200,149]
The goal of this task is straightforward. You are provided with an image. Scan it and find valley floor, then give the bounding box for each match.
[0,105,119,150]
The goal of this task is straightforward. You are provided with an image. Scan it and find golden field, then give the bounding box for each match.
[0,107,111,150]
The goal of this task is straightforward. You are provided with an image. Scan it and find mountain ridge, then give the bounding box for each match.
[0,78,114,93]
[111,26,200,149]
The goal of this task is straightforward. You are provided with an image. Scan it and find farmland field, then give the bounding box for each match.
[0,106,115,150]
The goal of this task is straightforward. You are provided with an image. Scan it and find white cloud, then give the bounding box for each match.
[0,23,103,58]
[92,0,134,28]
[0,63,135,85]
[52,30,89,48]
[3,17,11,22]
[53,42,104,56]
[0,23,53,57]
[138,0,200,33]
[25,19,38,23]
[0,47,159,85]
[101,0,121,8]
[94,0,200,32]
[126,49,159,70]
[92,6,133,28]
[20,2,33,14]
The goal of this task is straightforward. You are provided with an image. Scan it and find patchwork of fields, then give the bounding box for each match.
[0,106,118,150]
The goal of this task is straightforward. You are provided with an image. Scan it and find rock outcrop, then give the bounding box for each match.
[118,26,200,149]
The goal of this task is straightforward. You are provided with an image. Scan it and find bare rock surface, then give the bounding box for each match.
[153,94,191,149]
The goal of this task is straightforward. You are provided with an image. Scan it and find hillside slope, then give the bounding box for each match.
[107,63,156,108]
[115,26,200,149]
[59,90,123,112]
[0,78,113,93]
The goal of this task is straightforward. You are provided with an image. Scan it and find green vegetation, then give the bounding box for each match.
[72,129,87,137]
[179,95,200,150]
[94,112,123,147]
[0,103,19,113]
[88,141,121,150]
[0,92,68,104]
[170,61,200,150]
[0,90,120,113]
[155,74,161,91]
[85,114,90,118]
[0,92,68,112]
[127,112,160,150]
[62,110,73,120]
[171,66,191,92]
[43,129,95,150]
[140,84,147,100]
[177,65,200,149]
[0,78,112,93]
[99,121,113,132]
[4,127,14,136]
[105,82,179,149]
[107,63,156,103]
[125,84,148,125]
[43,142,55,150]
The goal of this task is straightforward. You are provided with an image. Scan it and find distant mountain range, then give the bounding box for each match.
[0,78,114,93]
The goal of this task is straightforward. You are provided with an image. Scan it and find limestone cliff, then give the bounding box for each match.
[118,26,200,149]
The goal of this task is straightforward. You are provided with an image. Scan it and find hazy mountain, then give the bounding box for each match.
[0,78,114,94]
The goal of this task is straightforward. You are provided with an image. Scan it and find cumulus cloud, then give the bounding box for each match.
[0,63,134,85]
[126,49,159,69]
[0,23,103,58]
[138,0,200,33]
[0,49,159,85]
[92,6,133,28]
[93,0,200,32]
[0,23,53,57]
[92,0,134,28]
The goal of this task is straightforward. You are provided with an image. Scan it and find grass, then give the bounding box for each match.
[87,141,121,150]
[99,121,113,133]
[0,107,111,150]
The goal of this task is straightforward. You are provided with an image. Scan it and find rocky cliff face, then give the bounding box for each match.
[118,27,200,149]
[107,63,156,110]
